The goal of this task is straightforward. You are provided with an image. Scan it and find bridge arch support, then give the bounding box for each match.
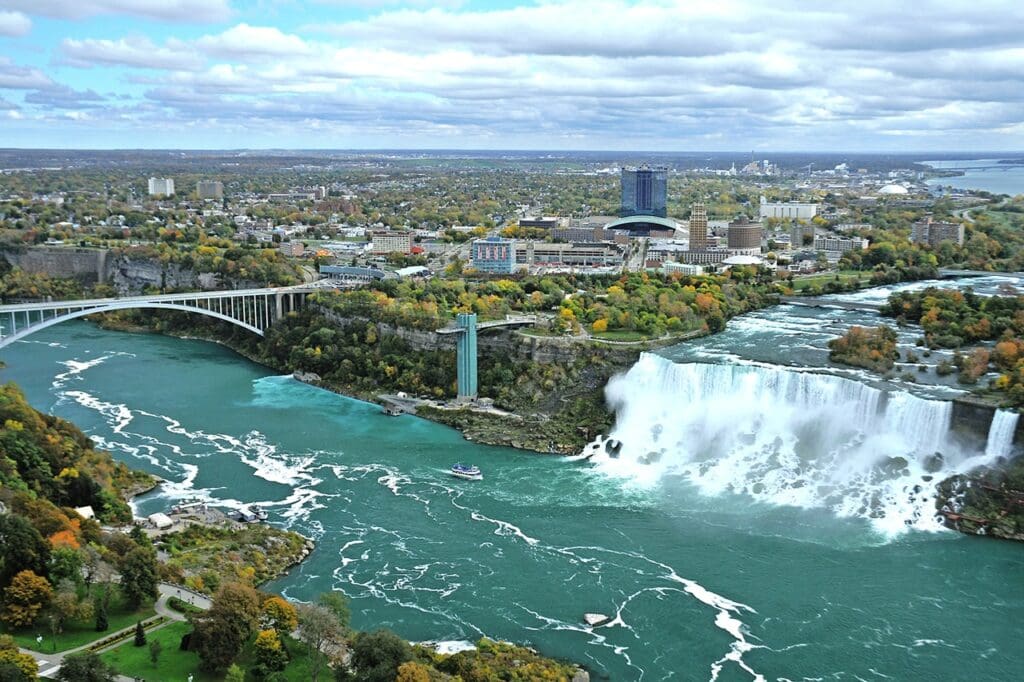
[0,301,266,351]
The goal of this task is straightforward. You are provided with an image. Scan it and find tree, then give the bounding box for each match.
[318,591,351,633]
[148,639,162,666]
[1,570,52,628]
[51,579,91,635]
[297,603,346,682]
[349,629,412,682]
[118,547,158,610]
[48,547,83,587]
[224,664,246,682]
[0,515,50,587]
[56,652,115,682]
[261,596,298,636]
[0,635,37,680]
[192,582,261,672]
[396,661,431,682]
[134,620,146,647]
[254,629,288,677]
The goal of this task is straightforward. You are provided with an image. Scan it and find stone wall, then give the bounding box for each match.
[3,247,108,284]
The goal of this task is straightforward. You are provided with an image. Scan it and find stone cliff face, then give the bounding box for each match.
[2,246,265,295]
[3,247,109,284]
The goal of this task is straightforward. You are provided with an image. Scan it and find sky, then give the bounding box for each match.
[1,0,1023,151]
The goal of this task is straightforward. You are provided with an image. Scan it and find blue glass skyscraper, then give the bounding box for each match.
[620,166,668,218]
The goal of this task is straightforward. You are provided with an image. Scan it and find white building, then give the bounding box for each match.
[662,262,704,276]
[371,231,413,255]
[813,235,869,254]
[759,196,819,221]
[148,177,174,196]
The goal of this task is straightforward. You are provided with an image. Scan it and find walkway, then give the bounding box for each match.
[22,583,211,680]
[779,295,884,312]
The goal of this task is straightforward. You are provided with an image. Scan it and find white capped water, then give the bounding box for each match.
[589,354,1007,536]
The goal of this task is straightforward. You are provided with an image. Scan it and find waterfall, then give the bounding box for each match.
[589,353,982,535]
[984,409,1020,458]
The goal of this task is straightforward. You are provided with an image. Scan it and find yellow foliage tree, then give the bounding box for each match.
[591,319,608,333]
[0,635,38,679]
[261,596,298,635]
[396,661,431,682]
[1,570,52,628]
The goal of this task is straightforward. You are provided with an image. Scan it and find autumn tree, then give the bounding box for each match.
[253,629,288,677]
[1,570,52,628]
[396,661,431,682]
[260,596,298,637]
[0,635,37,680]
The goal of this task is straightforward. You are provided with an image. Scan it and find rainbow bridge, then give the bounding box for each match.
[0,284,326,350]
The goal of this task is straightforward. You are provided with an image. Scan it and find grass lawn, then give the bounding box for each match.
[101,621,219,682]
[791,270,871,292]
[102,621,318,682]
[591,329,651,342]
[2,585,156,653]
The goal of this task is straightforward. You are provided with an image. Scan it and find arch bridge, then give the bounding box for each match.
[0,284,323,350]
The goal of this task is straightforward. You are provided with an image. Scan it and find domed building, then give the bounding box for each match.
[877,184,909,195]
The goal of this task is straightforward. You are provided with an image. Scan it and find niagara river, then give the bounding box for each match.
[2,278,1023,681]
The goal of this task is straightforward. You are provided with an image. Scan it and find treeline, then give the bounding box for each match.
[312,270,778,338]
[882,287,1024,404]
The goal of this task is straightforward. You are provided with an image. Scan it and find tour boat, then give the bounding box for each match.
[449,463,483,481]
[250,504,269,521]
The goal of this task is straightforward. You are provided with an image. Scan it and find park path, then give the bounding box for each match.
[22,583,210,680]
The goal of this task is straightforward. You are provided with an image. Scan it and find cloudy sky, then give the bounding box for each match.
[1,0,1023,150]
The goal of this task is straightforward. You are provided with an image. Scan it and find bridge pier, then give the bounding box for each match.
[456,313,478,400]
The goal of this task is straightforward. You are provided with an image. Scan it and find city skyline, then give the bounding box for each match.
[1,1,1023,150]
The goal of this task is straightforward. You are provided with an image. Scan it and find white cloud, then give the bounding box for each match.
[0,57,54,89]
[0,11,31,37]
[8,0,1024,148]
[61,37,203,71]
[3,0,231,23]
[195,24,313,58]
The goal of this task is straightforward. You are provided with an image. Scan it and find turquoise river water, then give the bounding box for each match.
[2,283,1023,681]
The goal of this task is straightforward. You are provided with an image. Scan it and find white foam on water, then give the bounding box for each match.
[587,354,1007,537]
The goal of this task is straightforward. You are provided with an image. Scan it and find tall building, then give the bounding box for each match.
[620,166,668,218]
[197,180,224,200]
[688,203,709,249]
[148,177,174,196]
[727,217,762,253]
[471,236,516,273]
[911,217,964,247]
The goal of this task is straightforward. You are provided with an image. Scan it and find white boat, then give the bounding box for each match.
[450,463,483,480]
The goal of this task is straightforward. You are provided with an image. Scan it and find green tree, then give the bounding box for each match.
[148,639,162,666]
[224,664,246,682]
[118,547,158,609]
[55,651,115,682]
[133,620,146,647]
[348,629,412,682]
[0,515,50,587]
[192,582,261,672]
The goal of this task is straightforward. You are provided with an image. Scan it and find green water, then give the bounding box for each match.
[2,322,1022,681]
